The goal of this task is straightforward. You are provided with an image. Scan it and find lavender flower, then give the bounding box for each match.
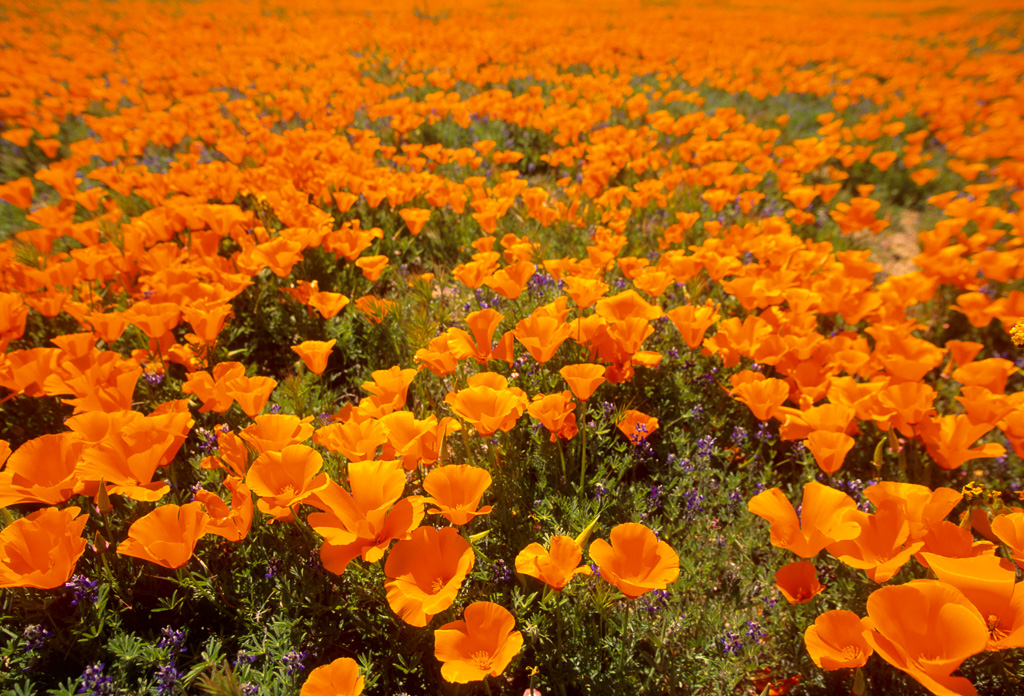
[282,650,307,676]
[154,663,182,696]
[719,632,743,656]
[65,574,100,606]
[77,663,114,696]
[490,558,512,583]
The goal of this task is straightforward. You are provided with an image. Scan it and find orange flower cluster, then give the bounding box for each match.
[751,482,1024,694]
[1,0,1023,690]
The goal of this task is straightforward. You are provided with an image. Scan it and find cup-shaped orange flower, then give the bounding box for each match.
[559,363,606,401]
[589,523,679,598]
[181,299,233,344]
[194,477,253,543]
[117,502,210,570]
[515,536,592,590]
[0,506,88,589]
[617,410,659,443]
[827,501,924,583]
[527,392,577,442]
[292,340,336,375]
[355,254,388,281]
[748,482,860,559]
[222,374,277,418]
[863,482,962,542]
[991,512,1024,570]
[0,432,84,507]
[423,465,493,525]
[803,610,873,670]
[514,314,573,364]
[924,553,1024,650]
[361,365,417,414]
[385,526,475,626]
[562,275,609,309]
[246,444,330,522]
[665,303,720,349]
[308,461,424,574]
[775,560,826,604]
[378,411,459,470]
[805,431,856,474]
[444,373,528,436]
[863,580,988,696]
[239,414,315,455]
[434,601,524,683]
[300,656,364,696]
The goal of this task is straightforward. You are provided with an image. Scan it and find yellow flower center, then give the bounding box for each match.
[280,484,297,499]
[988,614,1008,641]
[840,645,863,661]
[431,577,447,594]
[470,650,493,671]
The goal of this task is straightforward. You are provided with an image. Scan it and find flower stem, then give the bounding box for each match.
[578,400,588,491]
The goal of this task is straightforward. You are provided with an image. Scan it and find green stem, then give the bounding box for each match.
[578,401,588,492]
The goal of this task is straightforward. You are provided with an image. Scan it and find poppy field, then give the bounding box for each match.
[3,0,1024,693]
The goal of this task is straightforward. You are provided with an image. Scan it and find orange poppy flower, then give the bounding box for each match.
[863,482,962,541]
[313,417,388,462]
[923,553,1024,650]
[991,513,1024,571]
[415,332,460,376]
[0,506,88,589]
[827,500,924,583]
[398,207,431,236]
[384,526,475,626]
[126,301,181,340]
[617,410,659,443]
[527,391,578,442]
[180,299,233,344]
[447,308,504,365]
[803,610,873,670]
[665,303,720,350]
[238,414,315,454]
[594,289,663,323]
[194,477,253,543]
[222,374,278,418]
[559,363,606,401]
[484,260,535,300]
[300,657,364,696]
[805,431,856,474]
[512,311,577,364]
[292,340,336,375]
[246,444,330,522]
[361,366,417,414]
[562,276,610,309]
[919,414,1006,471]
[775,560,825,604]
[589,523,679,598]
[378,411,459,470]
[308,291,350,319]
[0,433,84,507]
[731,377,790,421]
[748,482,860,559]
[117,502,210,570]
[434,602,524,683]
[515,536,592,590]
[443,373,528,436]
[423,464,493,525]
[353,295,393,324]
[72,409,192,502]
[182,362,247,413]
[863,580,988,696]
[308,461,424,574]
[355,255,389,281]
